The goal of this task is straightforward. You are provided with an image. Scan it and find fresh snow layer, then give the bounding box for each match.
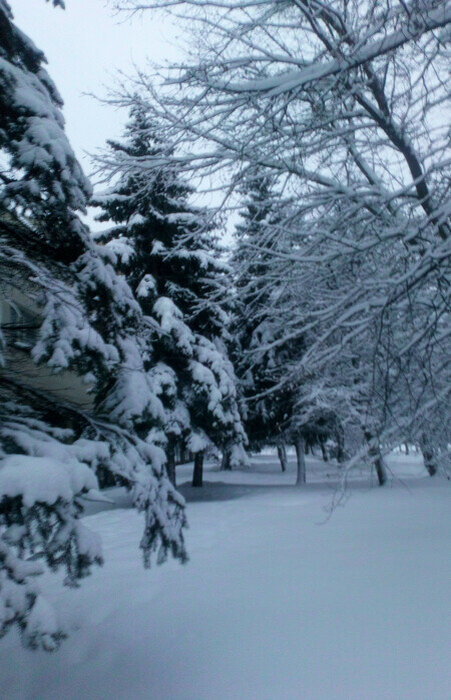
[0,455,98,506]
[0,452,450,700]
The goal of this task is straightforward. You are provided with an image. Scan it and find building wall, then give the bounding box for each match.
[0,289,95,412]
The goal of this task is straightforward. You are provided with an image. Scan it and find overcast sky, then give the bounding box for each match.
[11,0,180,178]
[10,0,236,238]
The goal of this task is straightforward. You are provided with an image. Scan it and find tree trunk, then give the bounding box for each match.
[180,445,189,465]
[192,451,204,487]
[276,442,287,472]
[364,430,387,486]
[336,426,345,464]
[221,448,231,471]
[374,453,387,487]
[320,439,328,462]
[419,434,437,476]
[166,440,176,487]
[404,442,409,456]
[294,437,306,485]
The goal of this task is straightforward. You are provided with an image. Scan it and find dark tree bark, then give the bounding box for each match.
[221,448,231,471]
[336,426,346,464]
[320,439,328,462]
[166,439,176,486]
[364,430,387,486]
[180,445,190,465]
[419,434,437,476]
[294,437,306,485]
[374,453,387,486]
[276,442,288,472]
[192,451,204,487]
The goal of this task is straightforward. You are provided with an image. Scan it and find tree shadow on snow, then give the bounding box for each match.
[178,481,262,503]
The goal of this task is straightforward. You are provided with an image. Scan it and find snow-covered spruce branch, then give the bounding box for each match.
[0,380,188,649]
[1,2,189,650]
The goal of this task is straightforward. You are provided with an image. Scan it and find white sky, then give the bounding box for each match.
[11,0,181,180]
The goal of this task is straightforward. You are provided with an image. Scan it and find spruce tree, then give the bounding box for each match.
[0,2,186,650]
[232,174,343,478]
[232,175,297,466]
[94,99,246,486]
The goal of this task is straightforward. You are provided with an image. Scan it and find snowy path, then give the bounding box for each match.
[1,454,450,700]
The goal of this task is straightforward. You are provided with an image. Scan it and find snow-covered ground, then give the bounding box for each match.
[1,452,450,700]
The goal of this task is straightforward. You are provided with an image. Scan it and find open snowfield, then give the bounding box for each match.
[1,452,450,700]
